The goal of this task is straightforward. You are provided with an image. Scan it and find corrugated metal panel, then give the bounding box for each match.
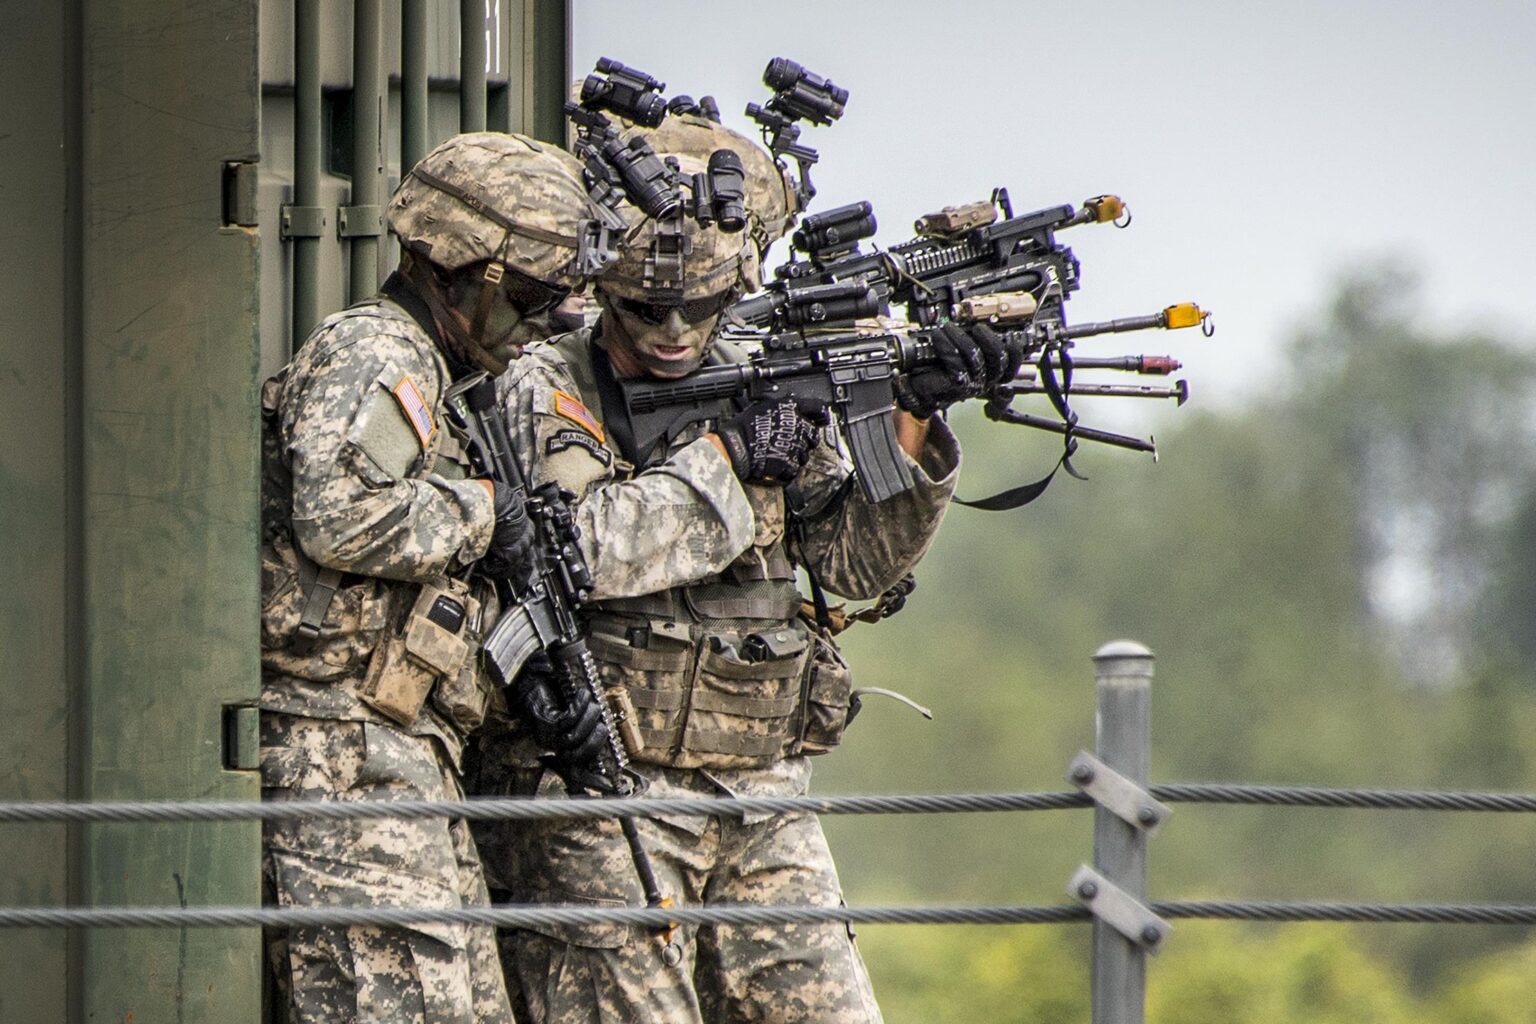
[257,0,570,378]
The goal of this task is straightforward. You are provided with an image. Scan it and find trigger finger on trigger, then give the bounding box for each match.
[796,397,831,424]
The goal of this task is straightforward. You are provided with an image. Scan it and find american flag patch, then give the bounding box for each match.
[390,374,435,448]
[553,390,605,442]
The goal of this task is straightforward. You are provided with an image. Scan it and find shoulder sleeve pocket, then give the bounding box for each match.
[345,367,428,486]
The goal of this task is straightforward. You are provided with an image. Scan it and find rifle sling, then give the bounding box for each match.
[952,454,1064,511]
[589,338,643,470]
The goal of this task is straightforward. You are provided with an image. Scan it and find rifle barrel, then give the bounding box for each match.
[1001,379,1188,405]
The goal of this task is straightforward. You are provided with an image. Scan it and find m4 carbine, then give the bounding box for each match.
[732,189,1127,331]
[447,375,679,937]
[445,374,641,794]
[624,285,1210,507]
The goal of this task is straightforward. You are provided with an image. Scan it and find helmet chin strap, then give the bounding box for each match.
[466,232,519,362]
[402,251,509,375]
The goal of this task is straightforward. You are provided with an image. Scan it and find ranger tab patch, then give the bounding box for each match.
[553,390,605,442]
[390,373,435,448]
[547,428,613,466]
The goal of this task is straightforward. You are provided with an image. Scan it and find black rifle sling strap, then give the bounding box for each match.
[955,348,1081,512]
[784,482,834,633]
[589,339,643,470]
[952,456,1064,511]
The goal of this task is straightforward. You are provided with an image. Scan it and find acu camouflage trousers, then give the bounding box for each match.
[482,761,883,1024]
[261,712,514,1023]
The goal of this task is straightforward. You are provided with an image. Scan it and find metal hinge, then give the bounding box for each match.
[222,161,259,227]
[222,704,261,771]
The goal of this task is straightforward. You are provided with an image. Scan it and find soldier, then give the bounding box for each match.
[259,131,601,1023]
[477,114,1015,1024]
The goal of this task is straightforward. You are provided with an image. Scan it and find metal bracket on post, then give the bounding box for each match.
[1067,751,1171,836]
[280,205,328,239]
[1069,865,1170,953]
[338,204,383,239]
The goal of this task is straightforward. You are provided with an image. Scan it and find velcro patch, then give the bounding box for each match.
[390,374,435,448]
[553,390,605,442]
[546,428,613,466]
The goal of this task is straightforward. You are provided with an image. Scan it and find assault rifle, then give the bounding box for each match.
[622,285,1210,507]
[732,189,1128,330]
[446,375,675,929]
[446,375,639,792]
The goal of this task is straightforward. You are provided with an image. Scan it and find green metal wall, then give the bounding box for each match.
[2,0,265,1020]
[0,1,568,1021]
[0,2,76,1018]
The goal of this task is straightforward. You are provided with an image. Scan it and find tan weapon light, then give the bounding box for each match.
[1082,195,1127,224]
[914,200,997,237]
[953,290,1039,324]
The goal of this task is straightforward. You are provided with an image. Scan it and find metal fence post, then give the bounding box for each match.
[1091,640,1155,1024]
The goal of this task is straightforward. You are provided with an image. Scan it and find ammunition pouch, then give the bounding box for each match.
[791,628,854,756]
[587,623,809,770]
[360,578,481,728]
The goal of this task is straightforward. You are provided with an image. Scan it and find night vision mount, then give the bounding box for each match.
[745,57,849,211]
[566,57,755,298]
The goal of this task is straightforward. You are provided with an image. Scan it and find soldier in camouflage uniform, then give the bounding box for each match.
[475,114,1015,1024]
[260,131,602,1023]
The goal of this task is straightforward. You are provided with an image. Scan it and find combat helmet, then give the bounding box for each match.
[601,114,795,303]
[387,131,592,287]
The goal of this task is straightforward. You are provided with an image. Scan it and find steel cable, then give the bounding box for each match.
[1150,783,1536,813]
[0,903,1091,929]
[9,899,1536,930]
[0,791,1089,824]
[7,782,1536,824]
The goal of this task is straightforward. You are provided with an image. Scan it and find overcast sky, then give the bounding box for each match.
[573,0,1536,408]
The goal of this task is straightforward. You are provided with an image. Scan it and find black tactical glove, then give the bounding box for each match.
[897,323,1018,418]
[480,481,536,581]
[511,653,609,772]
[715,396,830,486]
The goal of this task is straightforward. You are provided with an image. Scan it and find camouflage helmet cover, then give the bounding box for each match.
[601,114,798,303]
[387,131,590,286]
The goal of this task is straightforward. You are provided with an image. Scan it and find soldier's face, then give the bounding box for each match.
[443,263,568,371]
[598,287,735,379]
